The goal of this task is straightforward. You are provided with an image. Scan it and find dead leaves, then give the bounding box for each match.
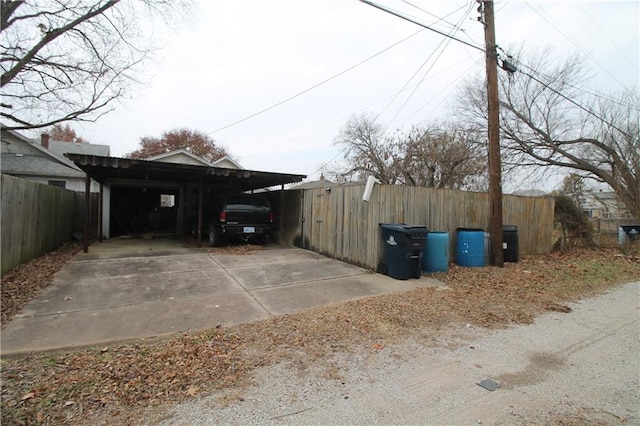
[1,242,81,324]
[2,247,639,425]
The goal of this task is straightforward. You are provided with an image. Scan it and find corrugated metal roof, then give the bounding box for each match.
[66,154,306,191]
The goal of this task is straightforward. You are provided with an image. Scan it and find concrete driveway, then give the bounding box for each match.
[1,239,444,356]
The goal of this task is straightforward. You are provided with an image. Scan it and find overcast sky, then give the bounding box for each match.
[71,0,638,191]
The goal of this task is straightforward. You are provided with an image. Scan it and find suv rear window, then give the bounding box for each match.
[225,195,270,210]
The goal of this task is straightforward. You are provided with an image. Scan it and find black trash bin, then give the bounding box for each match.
[379,224,429,280]
[619,225,640,244]
[503,225,519,262]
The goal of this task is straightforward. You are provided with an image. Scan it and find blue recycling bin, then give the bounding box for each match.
[456,228,485,267]
[423,231,449,272]
[380,224,428,280]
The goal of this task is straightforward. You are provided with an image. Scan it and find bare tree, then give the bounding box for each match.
[1,0,187,131]
[398,124,487,190]
[333,114,398,184]
[128,128,228,163]
[333,114,487,190]
[458,49,640,221]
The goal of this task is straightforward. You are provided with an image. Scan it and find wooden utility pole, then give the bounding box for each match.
[482,0,504,267]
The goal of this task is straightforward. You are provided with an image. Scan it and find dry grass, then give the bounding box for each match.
[1,246,638,425]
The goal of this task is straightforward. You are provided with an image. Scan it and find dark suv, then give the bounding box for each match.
[205,194,273,246]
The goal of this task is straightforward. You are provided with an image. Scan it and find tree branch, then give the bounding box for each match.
[1,1,118,88]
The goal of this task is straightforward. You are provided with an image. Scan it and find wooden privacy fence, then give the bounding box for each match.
[267,184,554,271]
[1,174,96,275]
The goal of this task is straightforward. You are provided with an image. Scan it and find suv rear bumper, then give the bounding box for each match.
[221,225,272,236]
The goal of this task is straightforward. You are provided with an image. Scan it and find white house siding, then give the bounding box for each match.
[153,152,207,166]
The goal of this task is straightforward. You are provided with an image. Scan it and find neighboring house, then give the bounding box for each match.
[290,173,339,190]
[1,126,109,192]
[144,149,243,169]
[581,191,630,219]
[132,150,244,211]
[511,189,548,197]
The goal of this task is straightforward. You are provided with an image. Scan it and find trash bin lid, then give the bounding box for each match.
[379,223,408,232]
[456,227,484,232]
[503,224,518,231]
[380,223,428,238]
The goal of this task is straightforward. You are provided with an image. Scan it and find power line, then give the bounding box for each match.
[241,57,476,162]
[515,65,638,143]
[359,0,485,53]
[523,1,628,89]
[397,58,483,127]
[575,2,636,70]
[208,28,425,135]
[400,0,467,31]
[384,0,476,127]
[497,46,640,112]
[375,35,450,123]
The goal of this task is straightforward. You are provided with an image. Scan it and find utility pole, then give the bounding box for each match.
[359,0,505,266]
[479,0,504,267]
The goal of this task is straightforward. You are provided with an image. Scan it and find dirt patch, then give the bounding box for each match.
[1,247,639,425]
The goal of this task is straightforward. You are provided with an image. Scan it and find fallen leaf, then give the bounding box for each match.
[372,343,385,350]
[186,386,199,396]
[64,401,75,407]
[21,392,35,401]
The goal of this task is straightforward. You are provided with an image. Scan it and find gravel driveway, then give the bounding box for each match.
[155,280,639,425]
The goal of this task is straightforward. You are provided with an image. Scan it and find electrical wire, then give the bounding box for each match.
[400,0,467,31]
[383,0,476,127]
[207,28,425,135]
[575,2,637,70]
[240,57,478,162]
[374,36,450,123]
[523,1,628,89]
[359,0,485,53]
[497,46,639,112]
[373,1,477,122]
[515,65,638,143]
[397,58,483,127]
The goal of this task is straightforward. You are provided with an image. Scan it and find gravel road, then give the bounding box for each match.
[155,281,640,425]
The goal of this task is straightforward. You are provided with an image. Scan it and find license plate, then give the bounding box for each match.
[243,227,255,233]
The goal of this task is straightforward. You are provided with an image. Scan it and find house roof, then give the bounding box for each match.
[143,150,245,170]
[1,126,84,176]
[48,140,110,157]
[2,153,84,178]
[211,155,244,170]
[66,154,306,191]
[144,149,213,166]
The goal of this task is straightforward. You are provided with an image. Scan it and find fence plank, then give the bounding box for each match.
[1,174,97,275]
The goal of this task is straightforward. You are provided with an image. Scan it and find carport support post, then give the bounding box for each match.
[98,182,103,242]
[197,177,203,245]
[83,174,91,253]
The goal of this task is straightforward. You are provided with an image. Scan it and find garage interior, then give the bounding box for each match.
[66,154,306,251]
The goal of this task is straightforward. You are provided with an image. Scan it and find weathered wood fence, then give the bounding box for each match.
[266,184,554,271]
[1,174,97,275]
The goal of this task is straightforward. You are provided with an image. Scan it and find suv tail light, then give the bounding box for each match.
[219,211,227,223]
[269,212,274,223]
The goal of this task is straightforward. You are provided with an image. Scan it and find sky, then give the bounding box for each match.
[68,0,638,192]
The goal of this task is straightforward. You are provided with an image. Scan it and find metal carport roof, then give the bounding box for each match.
[66,154,306,190]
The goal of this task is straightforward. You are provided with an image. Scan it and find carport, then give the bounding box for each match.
[66,154,306,252]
